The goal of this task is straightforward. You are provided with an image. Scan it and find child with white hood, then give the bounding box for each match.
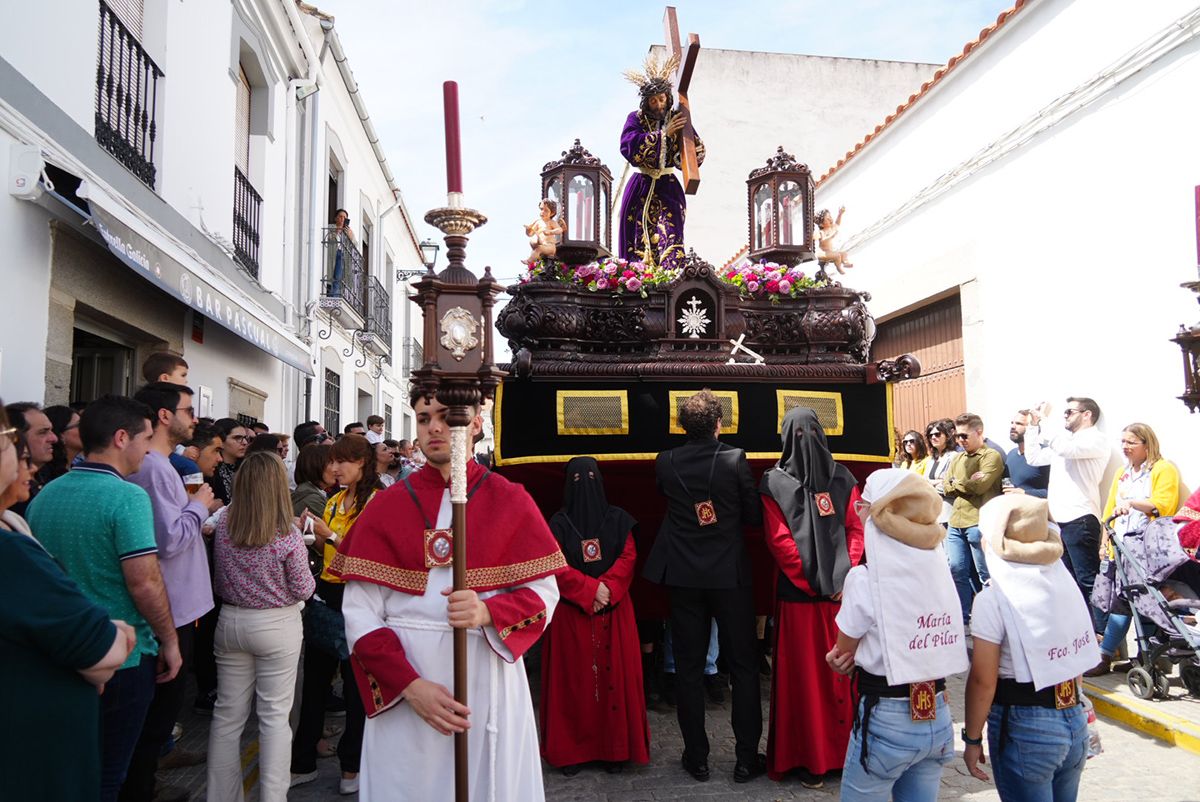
[826,468,969,801]
[962,494,1100,801]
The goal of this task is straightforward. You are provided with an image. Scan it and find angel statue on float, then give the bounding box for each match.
[616,53,705,271]
[523,198,564,266]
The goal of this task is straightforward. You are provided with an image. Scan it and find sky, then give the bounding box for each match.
[316,0,1011,288]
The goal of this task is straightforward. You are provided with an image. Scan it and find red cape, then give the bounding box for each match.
[329,461,566,594]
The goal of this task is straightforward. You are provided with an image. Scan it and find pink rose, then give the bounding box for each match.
[626,277,642,292]
[746,280,760,293]
[778,279,792,294]
[604,263,618,275]
[596,277,609,289]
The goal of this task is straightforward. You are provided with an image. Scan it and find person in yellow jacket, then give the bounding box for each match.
[1086,423,1180,676]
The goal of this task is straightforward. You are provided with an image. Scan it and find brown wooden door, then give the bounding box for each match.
[873,294,966,437]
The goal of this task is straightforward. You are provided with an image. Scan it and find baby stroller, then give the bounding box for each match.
[1093,515,1200,700]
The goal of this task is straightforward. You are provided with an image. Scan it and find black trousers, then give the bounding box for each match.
[291,581,365,775]
[119,624,194,801]
[669,584,762,764]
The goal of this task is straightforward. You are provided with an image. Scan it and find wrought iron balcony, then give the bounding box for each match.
[402,336,424,377]
[362,275,392,356]
[232,167,262,277]
[319,227,366,328]
[95,1,162,189]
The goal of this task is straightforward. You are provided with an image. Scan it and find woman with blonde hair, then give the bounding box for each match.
[1085,422,1180,677]
[207,451,315,802]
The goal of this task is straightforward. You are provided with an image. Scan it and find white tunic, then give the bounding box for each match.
[342,490,559,802]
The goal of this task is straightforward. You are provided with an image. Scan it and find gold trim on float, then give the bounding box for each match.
[668,389,739,435]
[554,389,629,436]
[776,389,844,435]
[494,451,894,466]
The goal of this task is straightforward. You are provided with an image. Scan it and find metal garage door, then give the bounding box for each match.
[872,294,966,436]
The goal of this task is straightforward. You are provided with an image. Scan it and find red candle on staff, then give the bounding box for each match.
[443,81,463,196]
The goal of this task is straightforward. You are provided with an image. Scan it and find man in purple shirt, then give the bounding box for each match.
[123,382,223,802]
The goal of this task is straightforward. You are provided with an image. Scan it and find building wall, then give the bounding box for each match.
[819,0,1200,486]
[654,45,937,265]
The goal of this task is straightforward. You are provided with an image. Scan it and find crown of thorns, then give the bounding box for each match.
[624,53,679,98]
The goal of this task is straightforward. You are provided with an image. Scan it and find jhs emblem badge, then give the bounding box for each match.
[695,500,718,526]
[909,681,937,722]
[581,538,602,563]
[424,528,453,568]
[1054,680,1078,709]
[814,492,835,517]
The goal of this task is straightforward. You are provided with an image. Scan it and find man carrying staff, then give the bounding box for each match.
[617,54,706,271]
[330,390,564,801]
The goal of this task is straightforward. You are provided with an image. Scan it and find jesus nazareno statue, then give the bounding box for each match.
[618,54,705,271]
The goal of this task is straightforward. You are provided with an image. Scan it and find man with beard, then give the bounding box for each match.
[618,54,705,271]
[123,383,223,801]
[1003,410,1049,498]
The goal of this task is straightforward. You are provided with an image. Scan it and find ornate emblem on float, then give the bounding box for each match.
[678,295,711,338]
[440,307,480,361]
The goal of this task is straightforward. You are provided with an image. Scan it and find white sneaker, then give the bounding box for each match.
[339,775,360,795]
[290,770,319,788]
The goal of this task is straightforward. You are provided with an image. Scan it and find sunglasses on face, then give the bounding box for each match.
[903,438,917,445]
[955,433,972,441]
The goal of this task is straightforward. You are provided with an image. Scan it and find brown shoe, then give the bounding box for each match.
[1083,658,1112,677]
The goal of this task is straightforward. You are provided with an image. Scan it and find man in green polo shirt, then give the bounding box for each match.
[28,394,180,802]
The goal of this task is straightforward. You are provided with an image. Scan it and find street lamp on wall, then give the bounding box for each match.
[746,146,815,266]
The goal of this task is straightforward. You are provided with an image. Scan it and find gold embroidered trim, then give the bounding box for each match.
[367,673,384,710]
[329,551,565,593]
[465,551,567,589]
[331,554,429,593]
[499,608,547,640]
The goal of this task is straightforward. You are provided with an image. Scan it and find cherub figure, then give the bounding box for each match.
[524,199,564,266]
[815,206,853,274]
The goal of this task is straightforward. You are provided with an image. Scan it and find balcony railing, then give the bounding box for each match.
[232,167,262,277]
[365,275,392,350]
[95,1,162,189]
[402,336,424,375]
[322,227,366,322]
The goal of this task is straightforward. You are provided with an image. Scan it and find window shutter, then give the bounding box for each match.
[107,0,144,40]
[235,65,251,174]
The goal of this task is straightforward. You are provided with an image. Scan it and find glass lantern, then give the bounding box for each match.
[746,147,815,266]
[540,139,613,264]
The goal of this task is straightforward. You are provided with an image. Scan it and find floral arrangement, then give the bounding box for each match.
[720,259,828,303]
[521,257,678,298]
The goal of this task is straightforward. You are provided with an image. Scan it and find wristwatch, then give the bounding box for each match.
[961,727,983,746]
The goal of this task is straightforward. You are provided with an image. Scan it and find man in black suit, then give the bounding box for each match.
[644,390,765,783]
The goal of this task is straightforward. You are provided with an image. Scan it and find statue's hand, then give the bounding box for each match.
[666,112,686,136]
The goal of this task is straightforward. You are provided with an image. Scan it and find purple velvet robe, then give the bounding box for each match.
[617,110,704,271]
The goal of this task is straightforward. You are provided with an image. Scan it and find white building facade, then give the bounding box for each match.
[816,0,1200,483]
[0,0,422,439]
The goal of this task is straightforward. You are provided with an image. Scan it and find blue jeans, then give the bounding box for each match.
[1059,515,1106,633]
[987,703,1087,802]
[841,693,954,801]
[99,656,156,802]
[1100,612,1132,656]
[946,525,988,622]
[663,620,718,675]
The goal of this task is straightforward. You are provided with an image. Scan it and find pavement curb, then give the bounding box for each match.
[1083,680,1200,756]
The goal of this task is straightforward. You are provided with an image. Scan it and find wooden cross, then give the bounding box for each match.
[663,6,701,195]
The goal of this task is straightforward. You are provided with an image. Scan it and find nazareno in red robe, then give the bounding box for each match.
[328,461,567,716]
[539,536,650,767]
[762,491,864,779]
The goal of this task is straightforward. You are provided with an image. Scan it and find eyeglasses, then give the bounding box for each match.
[63,422,80,432]
[928,431,943,438]
[1064,409,1082,418]
[954,433,972,441]
[230,434,251,443]
[0,425,17,445]
[174,406,195,417]
[902,438,918,445]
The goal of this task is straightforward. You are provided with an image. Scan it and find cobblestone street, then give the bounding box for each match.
[161,666,1200,801]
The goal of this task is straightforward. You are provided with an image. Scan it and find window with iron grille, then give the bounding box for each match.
[96,0,162,189]
[384,403,393,440]
[323,369,341,435]
[231,63,261,276]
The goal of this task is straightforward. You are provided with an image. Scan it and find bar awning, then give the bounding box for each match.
[78,181,314,375]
